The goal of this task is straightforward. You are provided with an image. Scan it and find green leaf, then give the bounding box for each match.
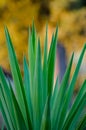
[51,76,58,109]
[51,52,74,129]
[32,21,37,57]
[0,86,13,130]
[5,27,32,129]
[0,68,18,130]
[23,57,33,124]
[58,43,86,129]
[10,86,27,130]
[40,102,48,130]
[43,24,48,108]
[28,28,35,97]
[63,93,86,130]
[48,27,58,95]
[33,39,43,130]
[76,115,86,130]
[41,96,51,130]
[62,80,86,129]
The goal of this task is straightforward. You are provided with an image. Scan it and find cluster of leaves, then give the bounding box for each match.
[0,23,86,130]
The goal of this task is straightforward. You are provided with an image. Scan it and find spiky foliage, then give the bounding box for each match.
[0,24,86,130]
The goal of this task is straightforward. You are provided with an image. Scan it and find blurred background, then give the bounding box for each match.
[0,0,86,92]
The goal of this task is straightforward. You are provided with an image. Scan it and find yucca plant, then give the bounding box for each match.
[0,23,86,130]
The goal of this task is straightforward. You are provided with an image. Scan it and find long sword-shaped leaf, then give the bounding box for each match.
[58,44,86,129]
[32,21,37,57]
[10,86,27,130]
[51,53,74,129]
[40,101,48,130]
[63,93,86,130]
[43,26,52,129]
[40,96,51,130]
[5,27,32,129]
[51,76,58,109]
[62,80,86,128]
[58,80,86,129]
[0,68,18,130]
[28,28,35,100]
[23,57,33,125]
[0,86,13,130]
[0,101,10,130]
[48,27,58,95]
[76,115,86,130]
[33,40,43,130]
[43,25,48,108]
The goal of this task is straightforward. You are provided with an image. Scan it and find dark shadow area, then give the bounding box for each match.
[38,3,50,18]
[57,43,67,83]
[30,0,41,4]
[0,6,8,19]
[78,28,86,36]
[66,0,86,11]
[37,1,51,26]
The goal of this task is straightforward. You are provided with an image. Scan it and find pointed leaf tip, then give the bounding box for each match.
[85,43,86,48]
[4,26,8,31]
[84,79,86,85]
[55,26,58,35]
[4,26,8,36]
